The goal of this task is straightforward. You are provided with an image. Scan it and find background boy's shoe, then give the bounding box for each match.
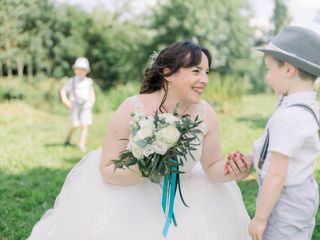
[64,140,72,146]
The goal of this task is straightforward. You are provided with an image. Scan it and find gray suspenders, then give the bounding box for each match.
[72,77,79,103]
[258,104,320,169]
[72,77,86,105]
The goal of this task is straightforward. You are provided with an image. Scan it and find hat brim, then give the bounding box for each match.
[255,47,320,77]
[72,65,90,73]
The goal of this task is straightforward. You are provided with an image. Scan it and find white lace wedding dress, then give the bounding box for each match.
[28,96,251,240]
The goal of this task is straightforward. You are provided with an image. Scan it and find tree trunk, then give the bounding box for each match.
[6,59,12,79]
[27,63,33,82]
[17,61,24,80]
[46,62,52,77]
[0,63,3,77]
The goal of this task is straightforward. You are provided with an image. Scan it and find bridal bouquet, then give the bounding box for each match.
[113,109,203,237]
[113,110,203,182]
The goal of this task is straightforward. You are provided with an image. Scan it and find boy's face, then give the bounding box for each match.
[74,68,88,78]
[264,55,290,95]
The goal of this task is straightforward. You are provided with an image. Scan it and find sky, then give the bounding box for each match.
[250,0,320,34]
[59,0,320,34]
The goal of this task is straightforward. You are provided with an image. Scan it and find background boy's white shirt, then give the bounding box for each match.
[64,76,93,104]
[253,92,320,186]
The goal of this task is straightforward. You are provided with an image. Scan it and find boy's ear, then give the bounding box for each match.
[284,62,298,78]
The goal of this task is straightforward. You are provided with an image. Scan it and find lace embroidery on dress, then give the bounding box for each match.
[200,217,219,240]
[129,96,209,135]
[93,197,118,239]
[129,95,146,115]
[193,100,209,135]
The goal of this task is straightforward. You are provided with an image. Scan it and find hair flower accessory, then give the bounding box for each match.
[150,50,159,66]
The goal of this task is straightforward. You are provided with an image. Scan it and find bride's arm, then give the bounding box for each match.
[100,98,144,186]
[200,106,250,182]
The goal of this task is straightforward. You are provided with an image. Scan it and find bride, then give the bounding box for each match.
[28,41,252,240]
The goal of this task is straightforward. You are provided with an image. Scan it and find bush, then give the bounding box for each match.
[0,77,107,115]
[203,73,249,113]
[105,82,140,111]
[2,88,24,101]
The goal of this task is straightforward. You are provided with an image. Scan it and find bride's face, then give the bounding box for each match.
[166,52,209,104]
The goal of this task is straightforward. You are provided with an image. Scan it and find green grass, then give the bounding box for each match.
[0,93,319,239]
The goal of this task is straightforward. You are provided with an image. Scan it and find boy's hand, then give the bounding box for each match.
[64,101,72,109]
[60,88,73,109]
[249,217,267,240]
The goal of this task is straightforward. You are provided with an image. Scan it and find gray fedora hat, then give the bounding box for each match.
[256,26,320,77]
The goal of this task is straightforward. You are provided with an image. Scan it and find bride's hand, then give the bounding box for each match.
[224,151,253,179]
[241,154,253,176]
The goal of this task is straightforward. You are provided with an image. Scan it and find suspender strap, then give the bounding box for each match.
[258,129,269,169]
[258,103,320,169]
[290,104,320,129]
[72,77,78,103]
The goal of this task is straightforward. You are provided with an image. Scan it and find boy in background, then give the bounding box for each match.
[60,57,95,152]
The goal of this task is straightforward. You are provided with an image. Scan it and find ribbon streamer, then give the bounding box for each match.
[161,160,189,237]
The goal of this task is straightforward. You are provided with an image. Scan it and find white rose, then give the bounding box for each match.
[126,139,132,150]
[153,141,170,155]
[159,113,179,125]
[136,127,153,140]
[130,120,139,129]
[131,142,143,159]
[139,117,155,129]
[142,144,155,157]
[157,126,180,146]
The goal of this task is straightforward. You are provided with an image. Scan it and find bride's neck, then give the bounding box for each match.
[158,89,189,114]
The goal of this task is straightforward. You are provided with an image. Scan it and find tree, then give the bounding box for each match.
[149,0,255,76]
[272,0,291,34]
[0,0,27,78]
[84,5,152,87]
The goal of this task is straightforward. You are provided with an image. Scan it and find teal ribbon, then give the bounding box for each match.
[162,162,178,237]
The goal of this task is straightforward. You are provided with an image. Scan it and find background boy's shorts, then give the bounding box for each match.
[71,102,93,127]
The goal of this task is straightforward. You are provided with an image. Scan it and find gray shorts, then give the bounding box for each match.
[258,175,319,240]
[71,102,93,127]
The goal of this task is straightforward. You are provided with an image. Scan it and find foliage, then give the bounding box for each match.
[113,111,202,182]
[104,82,140,110]
[84,7,151,86]
[249,0,292,93]
[0,0,267,92]
[272,0,292,34]
[150,0,256,76]
[0,72,250,115]
[0,77,105,114]
[203,73,248,113]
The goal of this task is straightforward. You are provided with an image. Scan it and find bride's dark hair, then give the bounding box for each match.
[140,41,212,113]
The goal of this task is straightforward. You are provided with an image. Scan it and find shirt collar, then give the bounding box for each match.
[279,91,317,107]
[75,76,86,81]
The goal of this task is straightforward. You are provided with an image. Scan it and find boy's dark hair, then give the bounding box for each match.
[269,55,317,81]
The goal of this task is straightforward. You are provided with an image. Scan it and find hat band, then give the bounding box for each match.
[266,42,320,68]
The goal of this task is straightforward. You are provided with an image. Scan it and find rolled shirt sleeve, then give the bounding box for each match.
[268,108,315,157]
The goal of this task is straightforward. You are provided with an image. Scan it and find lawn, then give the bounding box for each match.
[0,94,319,239]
